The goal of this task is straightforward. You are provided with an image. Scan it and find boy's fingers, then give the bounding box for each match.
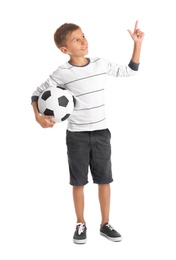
[127,29,132,36]
[45,115,55,119]
[136,29,140,37]
[134,20,138,31]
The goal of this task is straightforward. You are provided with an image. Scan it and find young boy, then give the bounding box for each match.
[31,21,144,244]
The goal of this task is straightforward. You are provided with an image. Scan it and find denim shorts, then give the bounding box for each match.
[66,128,113,186]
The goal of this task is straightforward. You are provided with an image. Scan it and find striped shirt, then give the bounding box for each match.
[31,57,139,131]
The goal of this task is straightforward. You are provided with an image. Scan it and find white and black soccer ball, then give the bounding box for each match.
[38,86,74,123]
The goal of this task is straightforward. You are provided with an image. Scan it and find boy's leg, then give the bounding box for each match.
[72,185,87,244]
[98,184,110,225]
[66,131,89,243]
[73,185,86,224]
[90,129,112,224]
[99,183,122,242]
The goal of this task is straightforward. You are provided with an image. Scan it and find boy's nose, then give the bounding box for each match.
[81,38,86,45]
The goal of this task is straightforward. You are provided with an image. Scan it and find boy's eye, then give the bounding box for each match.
[73,36,85,43]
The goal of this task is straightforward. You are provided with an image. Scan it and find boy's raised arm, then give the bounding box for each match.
[127,20,145,64]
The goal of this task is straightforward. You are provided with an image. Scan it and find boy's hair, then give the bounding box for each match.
[54,23,80,49]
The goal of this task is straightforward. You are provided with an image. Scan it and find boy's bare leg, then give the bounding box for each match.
[73,186,86,224]
[98,184,110,225]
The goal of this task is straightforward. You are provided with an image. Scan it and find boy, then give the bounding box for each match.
[31,21,144,244]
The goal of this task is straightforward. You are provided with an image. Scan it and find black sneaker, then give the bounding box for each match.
[100,222,122,242]
[73,223,87,244]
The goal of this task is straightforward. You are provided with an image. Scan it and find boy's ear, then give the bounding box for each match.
[60,47,68,54]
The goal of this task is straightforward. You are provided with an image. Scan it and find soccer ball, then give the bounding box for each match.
[38,86,74,123]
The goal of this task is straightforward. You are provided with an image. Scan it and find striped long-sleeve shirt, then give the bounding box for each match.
[31,57,139,131]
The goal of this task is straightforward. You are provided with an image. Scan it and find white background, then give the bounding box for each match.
[0,0,176,259]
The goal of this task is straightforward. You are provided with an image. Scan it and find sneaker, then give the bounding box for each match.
[100,222,122,242]
[73,223,87,244]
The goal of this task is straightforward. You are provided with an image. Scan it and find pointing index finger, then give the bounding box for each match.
[134,20,138,31]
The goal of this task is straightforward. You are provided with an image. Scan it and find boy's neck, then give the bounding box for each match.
[69,57,88,66]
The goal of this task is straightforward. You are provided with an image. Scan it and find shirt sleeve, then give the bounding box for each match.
[101,58,139,77]
[31,67,64,103]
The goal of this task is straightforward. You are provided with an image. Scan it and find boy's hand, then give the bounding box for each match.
[36,114,56,128]
[32,101,55,128]
[127,21,144,43]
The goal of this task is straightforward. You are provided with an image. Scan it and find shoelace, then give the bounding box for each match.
[106,223,114,231]
[76,223,85,235]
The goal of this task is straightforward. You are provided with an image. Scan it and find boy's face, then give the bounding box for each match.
[60,28,88,58]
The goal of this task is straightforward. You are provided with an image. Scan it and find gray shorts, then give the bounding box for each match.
[66,128,113,186]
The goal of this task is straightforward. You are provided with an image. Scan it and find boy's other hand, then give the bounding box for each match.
[36,114,56,128]
[127,20,144,43]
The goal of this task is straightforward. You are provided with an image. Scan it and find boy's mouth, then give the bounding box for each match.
[81,46,88,50]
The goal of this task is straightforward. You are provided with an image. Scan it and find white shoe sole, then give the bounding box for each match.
[100,232,122,242]
[73,238,87,244]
